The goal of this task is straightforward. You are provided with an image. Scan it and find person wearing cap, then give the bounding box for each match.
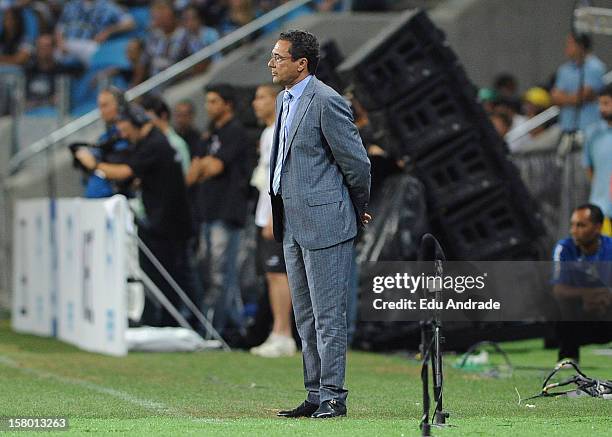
[75,103,194,327]
[478,87,498,114]
[524,87,552,114]
[521,87,561,153]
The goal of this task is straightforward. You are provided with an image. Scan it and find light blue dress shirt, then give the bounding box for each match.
[272,75,313,194]
[284,74,313,136]
[555,55,606,132]
[583,119,612,217]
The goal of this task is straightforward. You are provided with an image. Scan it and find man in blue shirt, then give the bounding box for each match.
[583,84,612,235]
[180,6,220,61]
[552,204,612,363]
[551,32,606,134]
[146,0,188,76]
[55,0,135,65]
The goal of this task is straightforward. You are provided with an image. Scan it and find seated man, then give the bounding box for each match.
[552,204,612,364]
[55,0,135,66]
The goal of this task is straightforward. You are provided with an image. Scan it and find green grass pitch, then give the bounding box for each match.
[0,319,611,436]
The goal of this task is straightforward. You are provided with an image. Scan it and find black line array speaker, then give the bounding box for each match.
[338,10,462,111]
[431,187,538,260]
[367,75,479,157]
[337,9,544,260]
[413,130,520,210]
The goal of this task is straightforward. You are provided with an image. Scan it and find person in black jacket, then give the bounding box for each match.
[75,103,195,327]
[186,83,254,338]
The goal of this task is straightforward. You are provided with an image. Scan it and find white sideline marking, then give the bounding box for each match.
[0,355,194,418]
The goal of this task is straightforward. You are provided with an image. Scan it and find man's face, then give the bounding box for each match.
[151,4,175,32]
[268,40,306,87]
[570,209,601,247]
[116,119,140,144]
[3,8,16,33]
[36,35,54,61]
[125,39,141,64]
[174,103,194,130]
[206,92,230,122]
[565,34,583,61]
[252,86,276,122]
[524,102,539,119]
[98,91,119,123]
[182,8,200,33]
[599,95,612,122]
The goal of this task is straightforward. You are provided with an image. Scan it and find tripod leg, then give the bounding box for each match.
[420,322,432,436]
[431,324,449,425]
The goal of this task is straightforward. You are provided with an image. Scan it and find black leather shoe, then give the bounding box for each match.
[277,400,319,418]
[311,399,347,418]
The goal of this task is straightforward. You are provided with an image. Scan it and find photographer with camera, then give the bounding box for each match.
[75,87,132,198]
[74,102,195,327]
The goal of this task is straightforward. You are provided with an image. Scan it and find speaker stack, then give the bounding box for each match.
[337,10,544,260]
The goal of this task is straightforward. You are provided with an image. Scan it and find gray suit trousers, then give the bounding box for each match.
[283,223,354,405]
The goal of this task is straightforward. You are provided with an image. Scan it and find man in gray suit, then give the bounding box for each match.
[268,30,371,419]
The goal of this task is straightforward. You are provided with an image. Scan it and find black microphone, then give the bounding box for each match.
[419,233,445,262]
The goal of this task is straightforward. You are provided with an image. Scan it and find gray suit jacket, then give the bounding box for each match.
[269,76,371,250]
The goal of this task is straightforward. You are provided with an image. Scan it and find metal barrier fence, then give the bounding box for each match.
[510,144,590,251]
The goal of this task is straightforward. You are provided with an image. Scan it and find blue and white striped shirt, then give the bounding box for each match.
[58,0,132,41]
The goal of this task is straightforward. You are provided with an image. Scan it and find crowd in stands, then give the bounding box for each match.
[480,31,611,232]
[0,0,396,353]
[0,0,357,115]
[481,73,557,153]
[480,32,607,156]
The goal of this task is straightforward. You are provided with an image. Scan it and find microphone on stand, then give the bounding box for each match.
[418,233,449,436]
[420,233,445,262]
